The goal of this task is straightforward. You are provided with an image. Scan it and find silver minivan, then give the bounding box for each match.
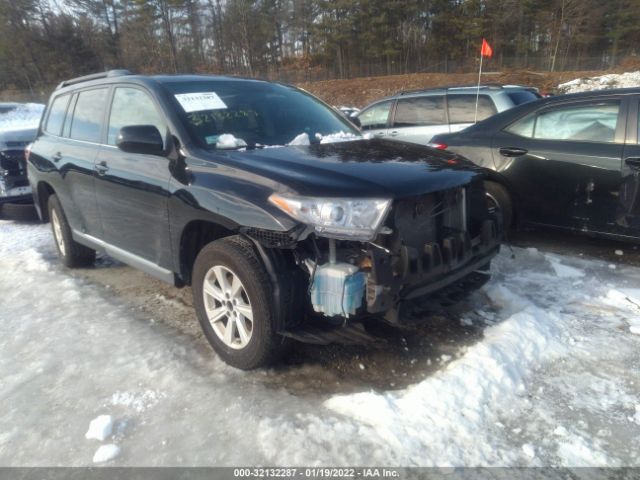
[356,85,540,145]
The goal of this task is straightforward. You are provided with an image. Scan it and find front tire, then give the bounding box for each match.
[484,181,513,232]
[192,235,288,369]
[48,194,96,268]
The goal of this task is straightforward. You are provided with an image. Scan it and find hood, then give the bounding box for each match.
[201,139,482,198]
[0,127,38,148]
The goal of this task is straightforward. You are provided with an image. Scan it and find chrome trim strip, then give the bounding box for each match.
[72,229,175,284]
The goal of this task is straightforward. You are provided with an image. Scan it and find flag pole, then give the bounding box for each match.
[474,52,483,123]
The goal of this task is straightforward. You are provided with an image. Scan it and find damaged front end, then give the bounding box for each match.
[0,148,32,203]
[248,175,501,331]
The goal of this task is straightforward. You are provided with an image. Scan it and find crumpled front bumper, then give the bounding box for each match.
[0,149,32,204]
[365,217,501,314]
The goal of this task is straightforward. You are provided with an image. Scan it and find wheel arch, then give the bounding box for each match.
[36,181,55,222]
[482,171,519,226]
[178,219,235,286]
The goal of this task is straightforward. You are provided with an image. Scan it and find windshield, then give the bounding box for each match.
[163,80,360,149]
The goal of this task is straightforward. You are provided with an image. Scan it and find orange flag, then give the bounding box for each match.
[481,38,493,58]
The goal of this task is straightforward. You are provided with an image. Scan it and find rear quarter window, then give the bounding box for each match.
[506,90,540,106]
[45,95,70,136]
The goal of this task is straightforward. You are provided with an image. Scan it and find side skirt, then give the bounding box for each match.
[72,229,176,285]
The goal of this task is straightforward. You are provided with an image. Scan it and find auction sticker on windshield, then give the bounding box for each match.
[175,92,227,112]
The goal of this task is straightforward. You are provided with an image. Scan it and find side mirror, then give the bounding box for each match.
[117,125,164,155]
[350,116,361,128]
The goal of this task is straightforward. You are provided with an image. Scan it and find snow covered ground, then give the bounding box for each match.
[0,218,639,466]
[558,71,640,94]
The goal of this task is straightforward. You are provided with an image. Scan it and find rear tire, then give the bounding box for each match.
[48,194,96,268]
[484,181,513,232]
[192,235,289,369]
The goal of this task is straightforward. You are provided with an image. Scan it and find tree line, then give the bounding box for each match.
[1,0,639,93]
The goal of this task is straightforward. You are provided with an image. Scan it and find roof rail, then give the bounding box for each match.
[396,83,537,96]
[397,84,499,95]
[56,69,133,89]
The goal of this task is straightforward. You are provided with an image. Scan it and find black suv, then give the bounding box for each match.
[27,70,501,369]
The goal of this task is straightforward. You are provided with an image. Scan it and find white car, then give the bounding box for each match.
[356,85,540,146]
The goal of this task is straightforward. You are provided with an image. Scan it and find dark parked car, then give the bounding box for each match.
[431,88,640,239]
[27,70,501,369]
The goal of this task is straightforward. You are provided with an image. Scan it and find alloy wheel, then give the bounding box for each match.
[51,209,66,257]
[202,265,253,349]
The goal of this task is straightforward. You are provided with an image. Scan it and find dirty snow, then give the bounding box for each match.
[109,390,164,413]
[0,103,44,132]
[558,71,640,94]
[0,219,639,466]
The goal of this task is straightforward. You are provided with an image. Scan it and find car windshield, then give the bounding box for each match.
[163,80,361,149]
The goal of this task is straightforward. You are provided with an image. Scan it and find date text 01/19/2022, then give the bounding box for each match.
[233,468,401,478]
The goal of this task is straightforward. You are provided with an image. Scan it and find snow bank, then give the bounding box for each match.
[257,248,640,466]
[321,285,567,466]
[558,71,640,94]
[0,103,44,132]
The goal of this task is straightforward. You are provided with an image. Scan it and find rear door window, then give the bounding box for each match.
[358,100,392,131]
[69,88,109,143]
[45,95,70,136]
[392,96,446,127]
[448,94,497,123]
[507,101,621,143]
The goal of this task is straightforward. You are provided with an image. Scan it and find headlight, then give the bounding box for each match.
[269,193,391,241]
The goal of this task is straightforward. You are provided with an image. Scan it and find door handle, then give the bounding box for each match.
[374,132,385,136]
[95,161,109,175]
[625,157,640,170]
[499,147,528,157]
[52,152,62,162]
[389,131,399,137]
